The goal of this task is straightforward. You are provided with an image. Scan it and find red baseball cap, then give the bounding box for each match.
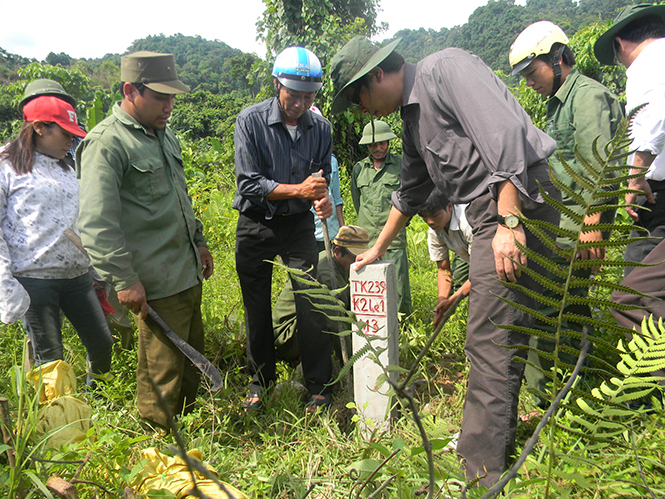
[23,96,86,138]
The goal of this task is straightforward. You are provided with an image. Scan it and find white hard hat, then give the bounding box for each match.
[509,21,569,76]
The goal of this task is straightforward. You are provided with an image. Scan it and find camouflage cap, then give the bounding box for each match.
[121,51,190,94]
[332,225,370,256]
[594,3,665,65]
[19,79,76,109]
[330,37,401,115]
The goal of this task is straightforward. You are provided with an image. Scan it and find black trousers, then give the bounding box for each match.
[624,180,665,275]
[235,210,332,395]
[18,272,114,387]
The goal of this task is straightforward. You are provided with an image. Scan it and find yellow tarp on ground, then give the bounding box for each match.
[132,447,249,499]
[27,360,92,449]
[27,359,77,404]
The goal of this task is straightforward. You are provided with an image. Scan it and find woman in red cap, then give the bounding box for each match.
[0,95,113,386]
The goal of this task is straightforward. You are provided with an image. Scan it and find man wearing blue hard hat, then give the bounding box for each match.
[233,46,334,413]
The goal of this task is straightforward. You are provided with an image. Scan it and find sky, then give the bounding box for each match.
[0,0,524,61]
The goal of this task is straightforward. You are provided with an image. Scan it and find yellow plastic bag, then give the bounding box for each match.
[27,360,93,449]
[27,359,77,404]
[132,447,249,499]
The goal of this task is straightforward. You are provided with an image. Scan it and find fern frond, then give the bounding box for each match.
[510,250,569,290]
[524,217,580,240]
[583,203,623,215]
[570,259,642,270]
[496,324,557,339]
[553,423,629,449]
[592,189,635,201]
[524,223,567,256]
[331,341,373,385]
[501,280,563,309]
[579,222,642,234]
[493,296,553,325]
[588,136,610,171]
[562,156,598,192]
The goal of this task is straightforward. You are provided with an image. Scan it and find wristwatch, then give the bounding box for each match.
[497,214,520,229]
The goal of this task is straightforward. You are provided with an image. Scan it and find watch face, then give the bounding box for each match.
[505,214,520,228]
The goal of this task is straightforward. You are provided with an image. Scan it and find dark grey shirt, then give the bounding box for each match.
[392,49,557,217]
[233,97,332,219]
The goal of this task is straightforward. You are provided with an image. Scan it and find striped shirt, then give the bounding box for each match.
[233,98,332,219]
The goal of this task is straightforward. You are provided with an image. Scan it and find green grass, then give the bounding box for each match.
[0,159,663,498]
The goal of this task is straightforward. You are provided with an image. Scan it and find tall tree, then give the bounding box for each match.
[257,0,382,60]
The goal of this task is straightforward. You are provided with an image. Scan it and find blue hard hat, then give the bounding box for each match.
[272,47,323,92]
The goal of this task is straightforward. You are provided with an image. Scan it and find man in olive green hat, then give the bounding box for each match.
[352,120,411,316]
[77,51,214,431]
[594,5,665,394]
[330,36,560,487]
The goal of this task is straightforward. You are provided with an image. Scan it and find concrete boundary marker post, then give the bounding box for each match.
[350,260,399,435]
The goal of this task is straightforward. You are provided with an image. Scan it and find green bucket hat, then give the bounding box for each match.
[332,225,370,256]
[121,51,190,94]
[594,3,665,65]
[19,79,76,109]
[358,120,397,145]
[330,37,401,115]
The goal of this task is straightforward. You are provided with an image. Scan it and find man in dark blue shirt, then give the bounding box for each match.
[234,46,334,413]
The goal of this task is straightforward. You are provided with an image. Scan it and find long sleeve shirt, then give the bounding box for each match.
[76,103,205,300]
[233,98,332,219]
[392,49,557,217]
[546,68,623,246]
[352,152,407,249]
[625,38,665,180]
[546,69,624,199]
[1,152,90,323]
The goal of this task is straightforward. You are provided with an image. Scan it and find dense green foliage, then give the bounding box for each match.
[0,34,259,142]
[1,0,664,496]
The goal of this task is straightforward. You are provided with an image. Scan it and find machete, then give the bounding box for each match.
[64,229,223,392]
[147,307,223,392]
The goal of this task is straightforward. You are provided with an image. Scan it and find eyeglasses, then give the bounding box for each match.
[350,80,366,106]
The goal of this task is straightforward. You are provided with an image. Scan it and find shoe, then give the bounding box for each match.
[243,388,263,413]
[305,393,332,414]
[139,419,169,437]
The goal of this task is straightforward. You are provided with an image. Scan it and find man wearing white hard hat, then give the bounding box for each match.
[510,21,623,408]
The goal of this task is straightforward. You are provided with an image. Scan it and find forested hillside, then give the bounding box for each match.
[389,0,633,70]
